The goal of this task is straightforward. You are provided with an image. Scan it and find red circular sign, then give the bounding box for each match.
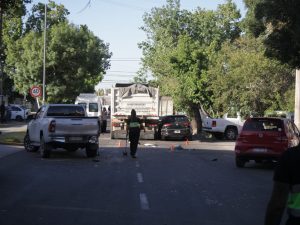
[30,86,42,98]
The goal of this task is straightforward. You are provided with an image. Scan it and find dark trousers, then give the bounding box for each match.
[286,216,300,225]
[129,131,140,156]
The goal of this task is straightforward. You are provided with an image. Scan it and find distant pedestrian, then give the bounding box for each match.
[101,107,108,133]
[0,101,5,123]
[264,144,300,225]
[126,109,144,158]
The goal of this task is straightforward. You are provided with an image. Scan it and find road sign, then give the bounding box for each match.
[30,86,42,98]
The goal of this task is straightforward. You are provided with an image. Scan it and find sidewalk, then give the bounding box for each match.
[0,120,27,145]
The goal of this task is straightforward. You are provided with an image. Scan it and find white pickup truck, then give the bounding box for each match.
[24,104,100,158]
[202,112,245,140]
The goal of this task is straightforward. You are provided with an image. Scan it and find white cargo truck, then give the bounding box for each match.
[110,83,173,139]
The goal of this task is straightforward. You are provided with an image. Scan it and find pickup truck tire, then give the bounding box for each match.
[213,133,223,140]
[40,135,51,158]
[24,132,39,152]
[224,127,238,140]
[86,144,98,157]
[16,115,23,121]
[235,157,246,168]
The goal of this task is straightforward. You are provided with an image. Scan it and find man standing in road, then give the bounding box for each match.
[126,109,144,158]
[264,145,300,225]
[0,101,5,123]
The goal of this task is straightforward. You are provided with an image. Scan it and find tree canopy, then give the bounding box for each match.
[249,0,300,68]
[140,0,241,131]
[207,36,294,116]
[4,2,111,103]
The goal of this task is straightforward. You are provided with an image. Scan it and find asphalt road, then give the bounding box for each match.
[0,138,276,225]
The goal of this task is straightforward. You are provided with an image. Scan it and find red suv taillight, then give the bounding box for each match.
[183,122,190,127]
[163,123,172,127]
[48,120,56,132]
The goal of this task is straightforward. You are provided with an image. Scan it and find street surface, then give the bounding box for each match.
[0,132,276,225]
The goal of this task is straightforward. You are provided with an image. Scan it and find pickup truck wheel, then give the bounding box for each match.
[24,132,38,152]
[66,146,78,152]
[86,144,98,157]
[16,115,23,121]
[40,136,51,158]
[225,127,238,140]
[213,133,223,140]
[235,157,246,168]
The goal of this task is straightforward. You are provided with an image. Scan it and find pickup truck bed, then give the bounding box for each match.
[24,104,100,158]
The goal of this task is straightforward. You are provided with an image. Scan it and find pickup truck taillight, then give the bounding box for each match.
[212,120,217,127]
[48,120,56,132]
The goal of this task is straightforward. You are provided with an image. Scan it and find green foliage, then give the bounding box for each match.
[207,36,294,115]
[249,0,300,68]
[139,0,241,115]
[6,22,111,103]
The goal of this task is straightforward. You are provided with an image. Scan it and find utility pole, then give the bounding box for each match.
[294,69,300,129]
[42,3,47,104]
[0,2,3,104]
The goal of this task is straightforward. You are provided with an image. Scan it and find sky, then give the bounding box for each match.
[32,0,246,90]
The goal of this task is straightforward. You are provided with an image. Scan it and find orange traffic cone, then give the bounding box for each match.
[118,140,122,147]
[185,138,189,146]
[170,144,174,152]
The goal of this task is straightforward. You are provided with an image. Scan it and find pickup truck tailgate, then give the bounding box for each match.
[53,117,99,135]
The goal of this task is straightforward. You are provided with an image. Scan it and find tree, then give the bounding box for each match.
[247,0,300,128]
[140,0,241,133]
[6,22,111,103]
[0,0,31,101]
[5,2,111,103]
[207,36,294,116]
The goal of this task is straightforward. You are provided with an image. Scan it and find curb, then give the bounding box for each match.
[0,141,23,146]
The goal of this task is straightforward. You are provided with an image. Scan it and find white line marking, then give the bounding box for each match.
[137,173,143,183]
[135,161,140,168]
[139,193,150,210]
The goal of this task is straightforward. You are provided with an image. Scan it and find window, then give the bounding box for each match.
[78,103,87,110]
[243,119,283,132]
[47,106,85,117]
[89,103,98,112]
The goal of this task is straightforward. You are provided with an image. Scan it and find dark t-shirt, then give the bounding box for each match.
[274,145,300,185]
[127,117,142,133]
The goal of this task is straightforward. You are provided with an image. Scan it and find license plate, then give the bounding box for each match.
[69,137,82,141]
[174,130,181,134]
[253,148,267,153]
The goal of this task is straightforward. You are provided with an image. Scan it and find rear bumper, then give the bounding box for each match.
[48,135,99,146]
[235,147,285,160]
[161,128,191,139]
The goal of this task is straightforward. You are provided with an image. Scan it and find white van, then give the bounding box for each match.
[75,93,102,118]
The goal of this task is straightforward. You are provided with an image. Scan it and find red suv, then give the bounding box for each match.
[234,117,300,168]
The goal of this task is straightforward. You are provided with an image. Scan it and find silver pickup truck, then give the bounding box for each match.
[24,104,100,158]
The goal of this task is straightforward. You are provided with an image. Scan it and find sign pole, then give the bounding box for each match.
[42,3,47,105]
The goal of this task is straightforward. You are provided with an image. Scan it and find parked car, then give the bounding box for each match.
[234,117,300,168]
[8,104,30,121]
[158,115,192,140]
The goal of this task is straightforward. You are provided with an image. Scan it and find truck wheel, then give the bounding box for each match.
[86,144,98,157]
[66,146,78,152]
[16,115,23,121]
[213,133,223,140]
[225,127,238,140]
[24,132,39,152]
[40,136,51,158]
[235,157,246,168]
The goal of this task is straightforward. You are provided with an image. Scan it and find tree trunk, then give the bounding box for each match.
[295,69,300,129]
[190,103,202,135]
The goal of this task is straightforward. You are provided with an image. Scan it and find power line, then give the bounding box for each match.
[77,0,92,13]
